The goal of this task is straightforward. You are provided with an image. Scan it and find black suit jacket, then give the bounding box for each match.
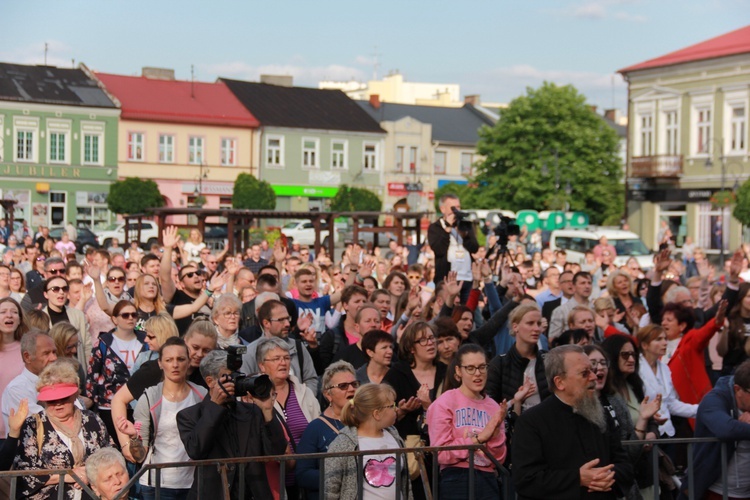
[541,297,561,334]
[240,295,298,330]
[512,395,633,500]
[427,218,479,285]
[177,397,287,500]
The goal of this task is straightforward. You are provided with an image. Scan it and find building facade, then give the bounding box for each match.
[620,25,750,255]
[0,63,119,231]
[357,99,495,211]
[94,69,259,224]
[222,78,386,211]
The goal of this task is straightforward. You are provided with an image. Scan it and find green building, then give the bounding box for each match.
[619,25,750,257]
[0,63,119,231]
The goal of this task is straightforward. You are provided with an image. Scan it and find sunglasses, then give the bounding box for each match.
[47,268,65,275]
[107,276,126,283]
[46,285,69,293]
[620,351,637,360]
[180,270,205,280]
[36,257,46,262]
[328,381,360,391]
[119,312,138,319]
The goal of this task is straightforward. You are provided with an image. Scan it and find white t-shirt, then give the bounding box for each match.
[140,397,194,489]
[447,229,472,282]
[522,358,541,412]
[358,432,400,499]
[183,242,206,263]
[109,336,143,374]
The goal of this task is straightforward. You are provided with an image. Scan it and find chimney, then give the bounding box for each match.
[464,95,480,106]
[588,105,598,114]
[604,108,617,122]
[260,74,293,87]
[142,67,175,80]
[370,94,381,109]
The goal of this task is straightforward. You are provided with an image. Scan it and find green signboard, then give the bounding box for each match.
[271,185,339,198]
[515,210,541,231]
[544,211,567,230]
[567,212,589,228]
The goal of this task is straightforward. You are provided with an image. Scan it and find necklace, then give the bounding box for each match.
[164,384,188,401]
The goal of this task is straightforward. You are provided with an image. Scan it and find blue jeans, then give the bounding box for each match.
[438,467,499,500]
[140,486,190,500]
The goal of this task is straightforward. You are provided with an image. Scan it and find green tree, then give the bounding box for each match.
[733,180,750,226]
[330,185,382,212]
[232,173,276,210]
[107,177,164,214]
[474,82,624,225]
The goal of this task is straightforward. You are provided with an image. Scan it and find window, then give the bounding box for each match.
[331,140,347,169]
[639,114,653,156]
[434,150,447,174]
[664,111,678,155]
[13,117,39,161]
[266,135,284,167]
[697,202,729,252]
[460,152,473,176]
[730,105,746,153]
[696,108,711,154]
[302,138,319,168]
[395,146,405,172]
[49,131,67,163]
[363,143,378,170]
[76,191,111,230]
[189,136,204,165]
[221,138,237,166]
[81,122,104,166]
[0,116,3,162]
[128,132,144,161]
[159,134,174,163]
[409,147,418,173]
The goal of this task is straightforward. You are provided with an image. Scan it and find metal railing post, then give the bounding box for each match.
[279,459,286,500]
[652,443,659,500]
[721,441,728,500]
[469,447,475,499]
[687,442,694,500]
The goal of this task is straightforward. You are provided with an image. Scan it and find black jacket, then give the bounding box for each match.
[177,397,288,500]
[427,218,479,285]
[486,344,550,406]
[240,296,298,330]
[383,360,447,439]
[512,395,634,500]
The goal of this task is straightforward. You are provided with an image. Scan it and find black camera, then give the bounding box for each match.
[450,206,475,236]
[486,214,521,252]
[226,345,274,400]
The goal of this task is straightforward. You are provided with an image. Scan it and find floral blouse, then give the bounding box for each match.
[13,409,112,500]
[86,331,147,409]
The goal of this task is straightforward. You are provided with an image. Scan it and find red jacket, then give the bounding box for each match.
[668,318,719,409]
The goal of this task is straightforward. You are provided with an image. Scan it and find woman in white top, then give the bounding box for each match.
[182,229,206,264]
[636,324,697,437]
[117,337,206,500]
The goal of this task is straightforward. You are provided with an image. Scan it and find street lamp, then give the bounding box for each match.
[704,137,742,266]
[193,162,209,206]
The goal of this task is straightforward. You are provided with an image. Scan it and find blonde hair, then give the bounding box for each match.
[509,304,541,333]
[24,309,51,333]
[567,306,595,327]
[184,319,218,342]
[340,383,396,428]
[143,312,179,348]
[134,274,166,314]
[593,297,616,314]
[36,358,80,392]
[49,322,78,359]
[606,270,632,298]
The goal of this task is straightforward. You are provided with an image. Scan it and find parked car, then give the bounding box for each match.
[550,228,654,269]
[95,220,160,249]
[280,219,338,246]
[49,226,100,254]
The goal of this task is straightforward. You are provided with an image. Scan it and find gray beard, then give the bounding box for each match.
[573,392,607,433]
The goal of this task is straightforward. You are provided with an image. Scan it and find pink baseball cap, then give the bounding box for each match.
[37,383,79,402]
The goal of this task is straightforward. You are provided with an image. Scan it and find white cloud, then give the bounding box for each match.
[199,61,367,86]
[0,40,77,68]
[572,2,606,19]
[555,0,648,22]
[613,11,648,22]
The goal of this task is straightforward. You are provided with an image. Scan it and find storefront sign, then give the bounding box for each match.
[181,182,234,196]
[271,185,338,198]
[628,188,717,203]
[0,164,82,178]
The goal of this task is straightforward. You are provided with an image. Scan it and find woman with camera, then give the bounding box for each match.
[117,337,206,500]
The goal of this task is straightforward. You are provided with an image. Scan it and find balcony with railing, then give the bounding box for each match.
[630,155,683,178]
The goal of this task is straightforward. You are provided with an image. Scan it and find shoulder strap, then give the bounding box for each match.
[34,413,44,456]
[295,338,305,378]
[274,408,298,453]
[316,415,340,435]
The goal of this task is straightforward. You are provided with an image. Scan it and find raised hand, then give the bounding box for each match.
[297,312,314,332]
[8,399,29,438]
[299,327,318,349]
[639,394,662,421]
[358,258,376,279]
[209,270,230,291]
[444,270,462,298]
[82,282,94,302]
[715,299,728,328]
[224,258,241,277]
[87,264,101,281]
[406,285,421,314]
[273,240,287,264]
[654,248,672,275]
[729,250,743,282]
[162,225,181,249]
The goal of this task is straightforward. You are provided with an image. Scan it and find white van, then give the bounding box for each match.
[549,228,653,269]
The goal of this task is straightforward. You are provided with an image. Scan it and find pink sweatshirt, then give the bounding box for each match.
[426,388,506,472]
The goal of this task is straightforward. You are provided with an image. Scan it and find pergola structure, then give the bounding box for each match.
[0,200,18,231]
[123,208,432,256]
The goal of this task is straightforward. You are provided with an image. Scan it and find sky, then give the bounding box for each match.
[1,0,748,113]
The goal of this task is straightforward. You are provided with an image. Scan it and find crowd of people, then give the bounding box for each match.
[1,199,750,500]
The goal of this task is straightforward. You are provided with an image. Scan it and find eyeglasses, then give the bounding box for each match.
[263,355,291,363]
[119,312,138,319]
[590,360,609,370]
[268,316,291,323]
[328,381,361,391]
[221,311,240,318]
[620,351,637,360]
[107,276,126,283]
[460,364,488,375]
[180,270,205,280]
[145,334,157,340]
[46,286,69,293]
[416,335,436,346]
[47,268,65,275]
[379,403,398,411]
[36,257,46,262]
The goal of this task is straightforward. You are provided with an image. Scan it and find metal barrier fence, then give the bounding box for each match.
[0,437,733,500]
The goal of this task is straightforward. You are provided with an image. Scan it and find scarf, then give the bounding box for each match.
[217,331,240,350]
[46,407,85,466]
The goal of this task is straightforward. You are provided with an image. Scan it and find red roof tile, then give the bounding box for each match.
[95,72,259,128]
[619,24,750,74]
